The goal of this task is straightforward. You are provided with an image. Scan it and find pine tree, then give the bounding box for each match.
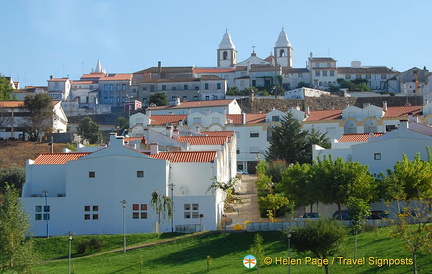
[0,184,37,272]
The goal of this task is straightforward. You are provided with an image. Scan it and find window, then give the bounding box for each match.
[194,96,198,100]
[132,203,148,219]
[236,149,240,154]
[137,170,144,178]
[184,204,191,210]
[184,85,188,90]
[322,70,328,77]
[117,84,120,91]
[205,96,210,100]
[356,75,361,79]
[345,74,351,80]
[217,83,221,90]
[109,84,113,91]
[84,205,99,220]
[272,116,280,122]
[381,74,387,79]
[122,84,126,91]
[183,96,187,100]
[279,49,285,57]
[162,85,166,90]
[327,63,331,67]
[192,204,199,210]
[192,212,199,219]
[172,86,177,90]
[184,203,199,219]
[104,84,108,92]
[184,212,191,218]
[205,83,209,90]
[89,171,95,178]
[35,205,50,221]
[298,73,303,77]
[150,85,155,92]
[223,51,228,60]
[250,132,259,138]
[330,71,335,77]
[374,153,381,160]
[366,74,371,79]
[315,71,320,77]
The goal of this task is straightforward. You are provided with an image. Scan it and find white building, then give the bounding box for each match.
[47,77,71,101]
[0,100,68,140]
[284,87,330,99]
[146,99,242,115]
[21,133,231,236]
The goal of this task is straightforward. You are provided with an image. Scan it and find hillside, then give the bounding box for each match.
[0,141,66,169]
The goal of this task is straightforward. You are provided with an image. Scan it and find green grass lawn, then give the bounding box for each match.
[32,227,431,274]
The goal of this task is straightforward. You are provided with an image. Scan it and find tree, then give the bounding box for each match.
[0,166,26,194]
[346,197,370,259]
[150,191,173,233]
[77,117,102,144]
[291,219,346,274]
[265,112,330,165]
[382,151,432,274]
[258,194,289,221]
[249,233,265,273]
[314,157,375,220]
[23,93,53,141]
[0,75,14,101]
[115,116,129,131]
[0,184,37,272]
[149,93,168,106]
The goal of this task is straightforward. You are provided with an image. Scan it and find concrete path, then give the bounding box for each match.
[224,175,264,230]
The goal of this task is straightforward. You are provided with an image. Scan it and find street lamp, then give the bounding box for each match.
[68,231,73,274]
[287,231,292,274]
[42,190,49,238]
[168,183,176,232]
[121,200,127,253]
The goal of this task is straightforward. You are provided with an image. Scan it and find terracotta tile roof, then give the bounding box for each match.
[140,78,200,83]
[226,113,266,124]
[194,68,235,73]
[306,110,342,121]
[32,153,91,165]
[48,78,69,82]
[282,67,310,74]
[147,99,235,110]
[80,73,105,79]
[124,137,143,142]
[202,131,235,141]
[134,67,194,74]
[0,101,25,108]
[384,106,422,118]
[338,133,385,143]
[310,57,336,62]
[71,80,95,85]
[150,151,216,162]
[250,64,281,72]
[176,136,228,145]
[150,115,187,125]
[99,73,132,81]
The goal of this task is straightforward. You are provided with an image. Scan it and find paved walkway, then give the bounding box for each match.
[225,175,264,230]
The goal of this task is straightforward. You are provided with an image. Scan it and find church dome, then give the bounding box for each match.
[219,30,236,50]
[275,27,291,47]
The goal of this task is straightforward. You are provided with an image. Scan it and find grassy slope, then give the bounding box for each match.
[33,227,431,274]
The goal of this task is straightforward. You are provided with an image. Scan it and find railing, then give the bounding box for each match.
[175,224,204,233]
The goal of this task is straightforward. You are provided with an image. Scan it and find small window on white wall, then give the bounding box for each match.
[374,153,381,160]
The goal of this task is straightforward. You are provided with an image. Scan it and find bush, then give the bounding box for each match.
[76,237,105,254]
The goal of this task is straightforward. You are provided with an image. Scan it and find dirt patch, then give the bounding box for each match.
[0,141,66,169]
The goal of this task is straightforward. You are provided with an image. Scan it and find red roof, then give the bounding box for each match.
[150,151,216,162]
[124,137,143,142]
[71,80,95,85]
[48,78,69,82]
[338,133,385,143]
[150,115,187,125]
[194,68,235,73]
[0,101,25,108]
[203,131,235,137]
[99,74,132,81]
[226,113,266,124]
[80,73,105,79]
[147,99,235,110]
[32,153,91,165]
[384,106,422,118]
[176,136,228,145]
[306,110,342,121]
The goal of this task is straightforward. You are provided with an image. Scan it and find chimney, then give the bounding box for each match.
[166,126,173,138]
[242,113,246,125]
[109,133,124,147]
[195,125,200,133]
[369,132,374,138]
[150,143,159,155]
[158,61,162,75]
[383,101,388,111]
[173,128,179,138]
[223,107,227,116]
[399,120,409,129]
[425,99,429,105]
[147,109,152,117]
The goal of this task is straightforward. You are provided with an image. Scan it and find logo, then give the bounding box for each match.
[243,254,257,269]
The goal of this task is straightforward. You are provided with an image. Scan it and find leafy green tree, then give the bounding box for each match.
[291,219,346,274]
[0,75,14,101]
[258,194,289,221]
[249,233,265,273]
[150,191,173,233]
[382,151,432,274]
[23,93,53,141]
[77,117,102,144]
[0,184,37,272]
[226,87,240,96]
[0,167,26,194]
[313,157,375,220]
[346,197,370,259]
[115,116,129,131]
[265,112,330,164]
[149,93,168,106]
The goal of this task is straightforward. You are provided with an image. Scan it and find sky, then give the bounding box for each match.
[2,0,432,88]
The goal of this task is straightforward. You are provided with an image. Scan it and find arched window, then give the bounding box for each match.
[223,51,228,60]
[279,49,285,57]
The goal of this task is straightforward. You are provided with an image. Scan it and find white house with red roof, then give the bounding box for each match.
[0,100,67,140]
[146,99,241,115]
[47,77,71,100]
[21,133,230,236]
